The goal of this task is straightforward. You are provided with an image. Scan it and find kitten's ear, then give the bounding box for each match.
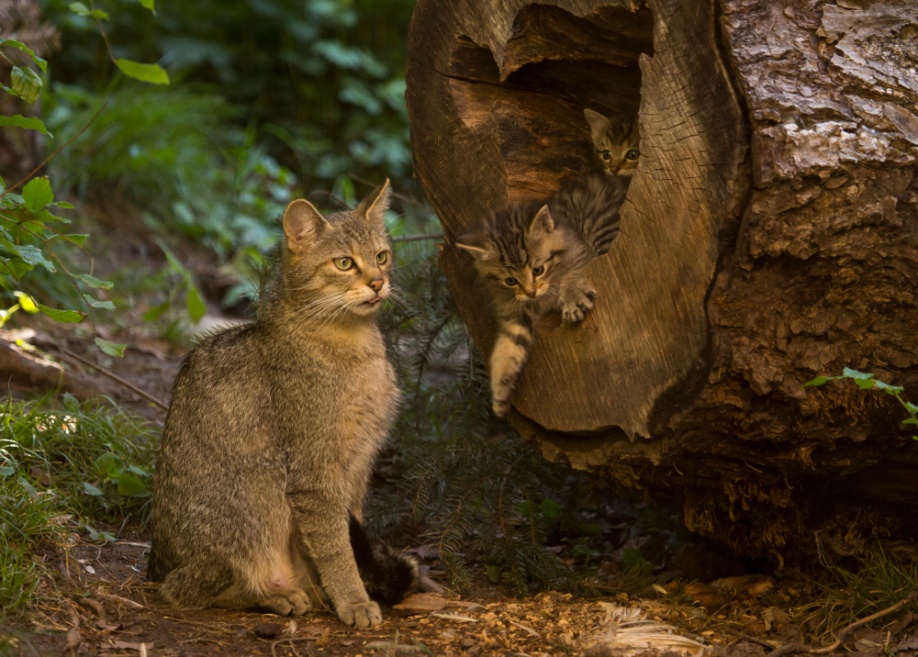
[455,228,491,260]
[356,178,392,224]
[283,199,329,255]
[583,108,611,143]
[528,205,555,237]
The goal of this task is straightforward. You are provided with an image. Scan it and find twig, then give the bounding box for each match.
[60,349,168,411]
[763,593,916,657]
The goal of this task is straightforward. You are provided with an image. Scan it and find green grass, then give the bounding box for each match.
[0,394,157,615]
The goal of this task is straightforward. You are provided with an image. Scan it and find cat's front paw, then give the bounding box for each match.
[562,288,597,325]
[262,589,312,616]
[337,599,382,628]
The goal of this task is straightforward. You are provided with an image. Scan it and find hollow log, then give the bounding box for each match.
[405,0,918,557]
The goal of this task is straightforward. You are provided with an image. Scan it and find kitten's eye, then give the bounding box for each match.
[375,251,389,265]
[532,265,545,277]
[333,257,354,270]
[626,149,640,161]
[504,277,518,286]
[600,150,612,161]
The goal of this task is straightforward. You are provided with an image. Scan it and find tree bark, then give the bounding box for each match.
[406,0,918,558]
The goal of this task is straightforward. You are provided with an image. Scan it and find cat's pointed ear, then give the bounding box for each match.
[356,178,392,225]
[455,228,491,260]
[528,205,555,237]
[283,199,329,255]
[583,108,611,143]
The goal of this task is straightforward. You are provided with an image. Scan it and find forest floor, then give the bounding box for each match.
[2,203,917,657]
[2,318,916,657]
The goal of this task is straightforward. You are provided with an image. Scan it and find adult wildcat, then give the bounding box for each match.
[457,173,627,417]
[583,108,640,178]
[148,180,417,628]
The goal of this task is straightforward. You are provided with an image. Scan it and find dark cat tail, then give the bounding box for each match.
[349,516,419,605]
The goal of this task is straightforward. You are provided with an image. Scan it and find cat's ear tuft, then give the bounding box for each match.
[283,199,329,255]
[583,108,611,144]
[357,178,392,225]
[529,205,555,236]
[455,226,491,260]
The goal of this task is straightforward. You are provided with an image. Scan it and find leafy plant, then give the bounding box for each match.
[805,368,918,440]
[0,394,156,613]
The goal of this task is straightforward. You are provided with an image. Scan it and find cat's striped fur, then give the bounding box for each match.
[584,108,641,178]
[457,172,628,416]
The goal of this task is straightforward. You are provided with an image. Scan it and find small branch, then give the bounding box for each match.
[763,593,916,657]
[60,349,168,411]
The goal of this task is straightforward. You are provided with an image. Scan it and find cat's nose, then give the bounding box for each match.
[525,288,537,298]
[368,278,384,292]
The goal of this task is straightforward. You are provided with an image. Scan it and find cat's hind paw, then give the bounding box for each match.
[492,396,511,417]
[262,589,312,616]
[337,599,382,628]
[562,288,597,325]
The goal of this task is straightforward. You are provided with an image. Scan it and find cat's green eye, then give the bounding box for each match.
[504,277,518,286]
[599,150,612,161]
[532,265,545,277]
[376,251,389,265]
[333,257,354,271]
[626,149,640,161]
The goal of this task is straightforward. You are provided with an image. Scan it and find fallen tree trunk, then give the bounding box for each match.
[405,0,918,558]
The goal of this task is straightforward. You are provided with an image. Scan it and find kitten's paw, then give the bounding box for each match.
[337,600,382,628]
[262,589,312,616]
[562,288,596,324]
[492,397,510,417]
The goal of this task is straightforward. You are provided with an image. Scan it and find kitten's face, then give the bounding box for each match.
[457,205,565,304]
[282,181,393,318]
[584,108,640,178]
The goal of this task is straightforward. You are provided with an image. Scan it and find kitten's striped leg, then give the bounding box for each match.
[489,318,533,417]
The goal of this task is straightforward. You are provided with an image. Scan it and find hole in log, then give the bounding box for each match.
[447,4,653,203]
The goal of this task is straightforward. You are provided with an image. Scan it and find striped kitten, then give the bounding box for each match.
[457,173,627,417]
[584,108,640,178]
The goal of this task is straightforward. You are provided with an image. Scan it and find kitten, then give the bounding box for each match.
[457,173,627,417]
[583,108,640,178]
[148,180,417,629]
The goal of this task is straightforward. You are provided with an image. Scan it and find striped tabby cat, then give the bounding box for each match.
[457,173,627,417]
[584,108,640,178]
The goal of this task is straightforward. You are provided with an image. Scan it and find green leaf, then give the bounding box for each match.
[114,59,169,85]
[82,481,103,496]
[59,233,88,246]
[138,0,155,11]
[94,453,119,477]
[7,243,54,271]
[90,299,115,310]
[94,338,126,357]
[38,303,86,323]
[116,472,147,496]
[186,285,206,323]
[0,39,47,72]
[22,177,54,212]
[10,66,42,105]
[0,465,15,477]
[842,367,873,380]
[77,273,114,289]
[68,2,109,19]
[874,380,904,395]
[803,376,830,387]
[902,418,918,426]
[906,402,918,414]
[854,378,876,390]
[0,114,51,136]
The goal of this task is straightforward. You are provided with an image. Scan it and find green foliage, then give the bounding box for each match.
[805,368,918,440]
[0,395,156,613]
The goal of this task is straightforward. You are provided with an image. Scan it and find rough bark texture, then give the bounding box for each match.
[406,0,918,558]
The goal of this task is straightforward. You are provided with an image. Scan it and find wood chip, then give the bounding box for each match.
[392,592,450,616]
